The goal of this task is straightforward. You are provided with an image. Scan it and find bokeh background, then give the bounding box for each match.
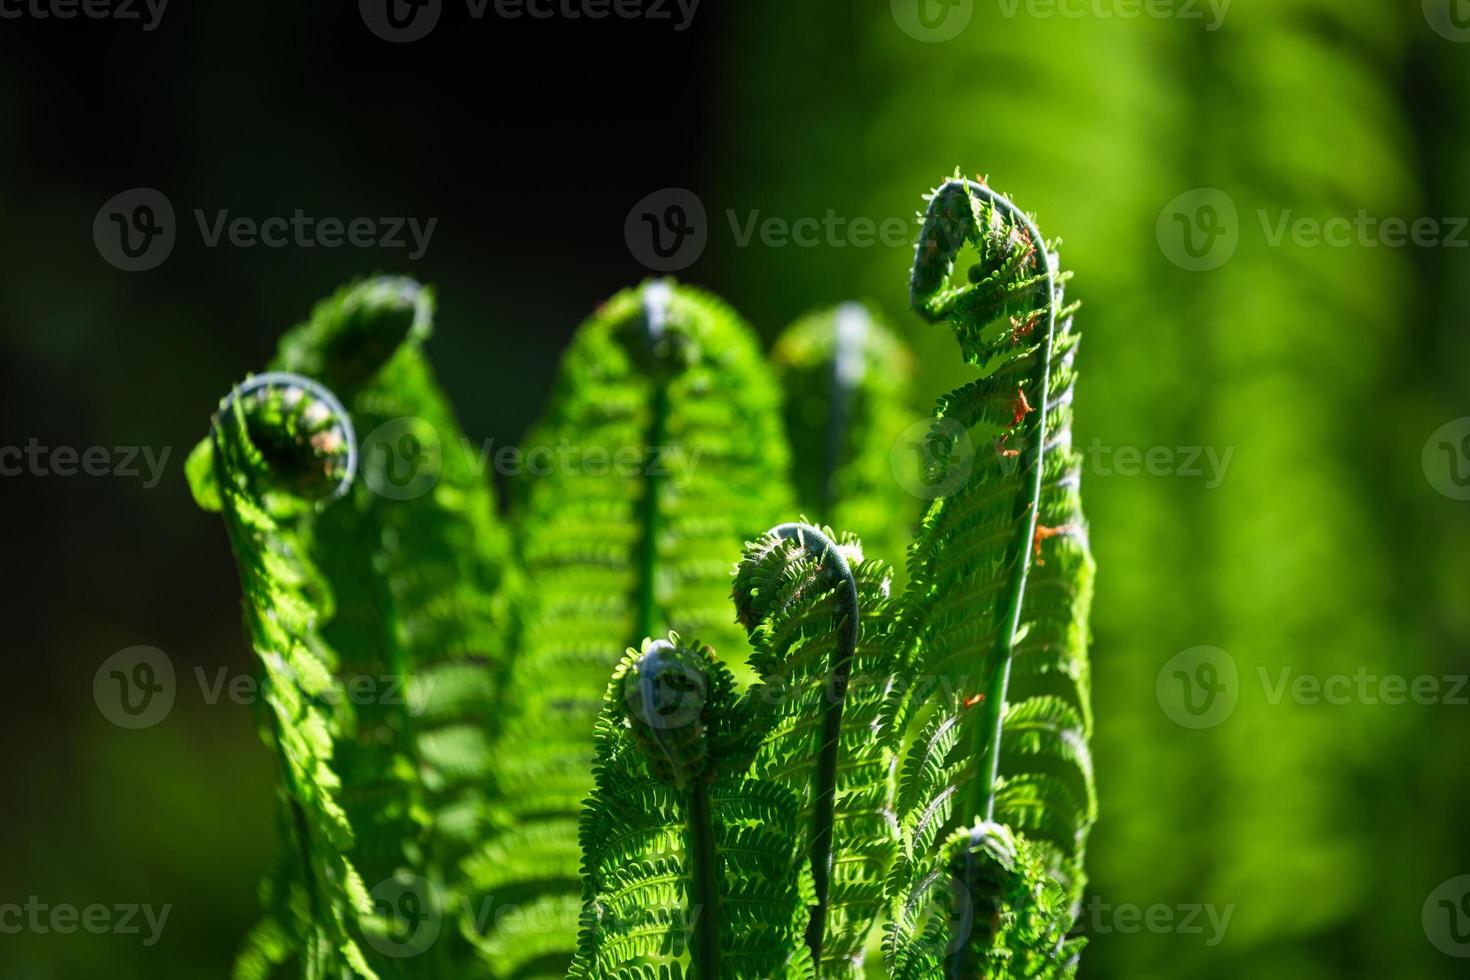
[2,2,1468,977]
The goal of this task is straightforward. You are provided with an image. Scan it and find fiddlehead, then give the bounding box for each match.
[571,635,813,980]
[887,175,1095,971]
[197,371,378,980]
[736,522,857,965]
[911,176,1060,824]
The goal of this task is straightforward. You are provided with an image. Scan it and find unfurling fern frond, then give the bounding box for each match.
[885,177,1096,971]
[194,279,514,977]
[731,523,902,976]
[193,373,378,980]
[463,280,793,975]
[887,823,1080,980]
[570,636,814,980]
[272,277,513,887]
[770,304,919,571]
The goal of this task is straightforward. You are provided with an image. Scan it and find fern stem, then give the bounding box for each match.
[914,180,1058,823]
[820,303,868,513]
[687,779,722,978]
[769,522,859,966]
[634,281,674,640]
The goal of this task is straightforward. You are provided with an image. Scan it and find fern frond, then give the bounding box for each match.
[198,372,379,980]
[464,280,792,974]
[571,637,813,979]
[769,304,919,572]
[731,524,903,976]
[886,823,1081,980]
[272,277,514,886]
[195,278,515,977]
[886,177,1096,956]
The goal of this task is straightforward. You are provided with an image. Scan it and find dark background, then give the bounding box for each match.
[3,3,1468,978]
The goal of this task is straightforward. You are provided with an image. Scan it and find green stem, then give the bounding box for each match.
[687,780,722,979]
[820,303,868,514]
[634,281,674,641]
[770,522,859,967]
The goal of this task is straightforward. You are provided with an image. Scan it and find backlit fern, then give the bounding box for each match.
[460,279,793,976]
[191,178,1094,979]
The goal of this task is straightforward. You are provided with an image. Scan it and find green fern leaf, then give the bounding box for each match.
[272,277,514,884]
[197,372,379,980]
[731,524,903,977]
[886,823,1081,980]
[570,637,814,979]
[195,278,515,977]
[463,280,793,974]
[885,177,1096,969]
[769,304,919,572]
